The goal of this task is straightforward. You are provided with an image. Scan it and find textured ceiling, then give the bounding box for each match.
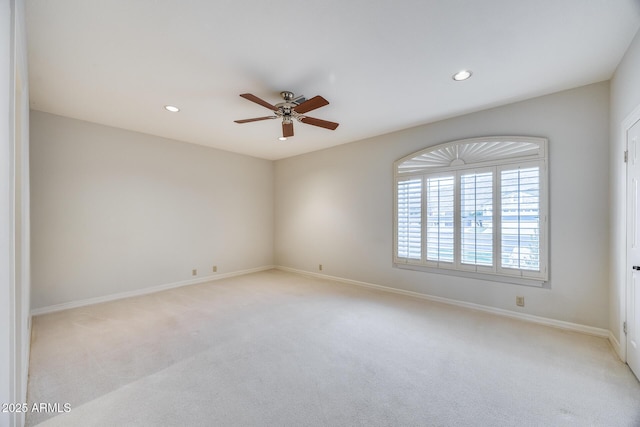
[26,0,640,160]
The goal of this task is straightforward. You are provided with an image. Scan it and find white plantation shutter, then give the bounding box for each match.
[396,178,422,260]
[426,175,455,263]
[460,171,493,267]
[394,136,548,284]
[500,167,541,271]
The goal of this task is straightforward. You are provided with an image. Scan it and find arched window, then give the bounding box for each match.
[394,136,548,285]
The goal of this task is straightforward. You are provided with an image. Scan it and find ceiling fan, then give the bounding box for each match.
[234,91,339,139]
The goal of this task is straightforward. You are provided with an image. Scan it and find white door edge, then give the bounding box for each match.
[623,103,640,369]
[620,104,640,364]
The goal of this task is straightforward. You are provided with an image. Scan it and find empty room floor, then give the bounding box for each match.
[26,270,640,426]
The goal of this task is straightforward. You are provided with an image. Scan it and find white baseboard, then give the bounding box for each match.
[277,266,610,339]
[608,330,624,361]
[30,265,276,316]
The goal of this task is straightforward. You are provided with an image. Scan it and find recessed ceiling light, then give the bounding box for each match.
[278,137,287,141]
[452,70,472,81]
[164,105,180,112]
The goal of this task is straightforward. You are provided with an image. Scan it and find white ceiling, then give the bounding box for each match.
[26,0,640,160]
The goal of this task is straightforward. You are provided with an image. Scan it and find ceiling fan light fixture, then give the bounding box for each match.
[164,105,180,112]
[235,92,339,139]
[452,70,472,81]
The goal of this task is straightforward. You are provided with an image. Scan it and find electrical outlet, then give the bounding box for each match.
[192,269,197,276]
[319,264,323,271]
[516,296,525,307]
[212,265,217,273]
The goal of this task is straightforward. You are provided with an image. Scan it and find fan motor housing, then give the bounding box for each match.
[280,91,295,101]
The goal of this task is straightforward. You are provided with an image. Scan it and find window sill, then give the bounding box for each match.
[393,262,548,288]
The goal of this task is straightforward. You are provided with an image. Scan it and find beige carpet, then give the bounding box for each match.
[26,270,640,426]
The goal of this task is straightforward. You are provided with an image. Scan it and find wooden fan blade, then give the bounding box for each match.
[283,122,294,137]
[293,95,329,114]
[234,116,277,123]
[299,116,339,130]
[239,93,278,111]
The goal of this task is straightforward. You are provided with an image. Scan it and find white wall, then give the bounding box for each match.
[610,29,640,355]
[30,111,274,309]
[275,82,610,329]
[0,3,12,426]
[1,1,30,426]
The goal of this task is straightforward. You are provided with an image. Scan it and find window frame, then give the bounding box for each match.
[393,136,548,286]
